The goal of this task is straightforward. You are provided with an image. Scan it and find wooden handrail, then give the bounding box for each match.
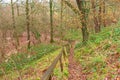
[41,51,63,80]
[41,45,69,80]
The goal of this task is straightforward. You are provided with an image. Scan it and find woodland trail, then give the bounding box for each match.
[68,41,86,80]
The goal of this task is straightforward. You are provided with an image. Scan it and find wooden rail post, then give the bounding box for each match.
[41,51,63,80]
[49,75,52,80]
[59,54,63,72]
[41,44,69,80]
[63,47,66,61]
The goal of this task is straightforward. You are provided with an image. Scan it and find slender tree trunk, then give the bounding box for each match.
[26,0,30,49]
[11,0,19,49]
[30,0,34,27]
[91,0,100,33]
[61,0,63,40]
[98,2,102,28]
[103,0,106,27]
[50,0,54,43]
[11,0,15,29]
[76,0,89,42]
[16,2,20,16]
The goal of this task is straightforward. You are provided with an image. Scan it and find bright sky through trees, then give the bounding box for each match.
[2,0,16,3]
[1,0,47,3]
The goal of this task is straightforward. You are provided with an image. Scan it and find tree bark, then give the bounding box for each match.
[60,0,63,40]
[98,1,102,29]
[50,0,54,43]
[16,2,20,16]
[91,0,100,33]
[76,0,89,42]
[103,0,106,27]
[63,0,80,15]
[11,0,19,49]
[26,0,30,49]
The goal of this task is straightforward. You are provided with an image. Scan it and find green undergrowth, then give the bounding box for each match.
[0,43,59,76]
[0,49,62,80]
[53,48,69,80]
[63,28,82,41]
[75,24,120,80]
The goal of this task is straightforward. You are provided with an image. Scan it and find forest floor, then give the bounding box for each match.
[75,26,120,80]
[68,41,86,80]
[0,24,120,80]
[0,49,62,80]
[4,32,61,57]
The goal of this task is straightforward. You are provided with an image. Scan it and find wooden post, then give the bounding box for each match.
[49,75,52,80]
[66,44,70,54]
[59,55,63,72]
[63,47,66,61]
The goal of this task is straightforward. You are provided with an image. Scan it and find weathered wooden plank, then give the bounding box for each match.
[41,44,69,80]
[41,50,63,80]
[59,55,63,72]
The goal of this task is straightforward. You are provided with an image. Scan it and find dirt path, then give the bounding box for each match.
[68,41,86,80]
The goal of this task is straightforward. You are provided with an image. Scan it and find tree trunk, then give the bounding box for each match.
[98,1,102,28]
[30,0,34,27]
[11,0,19,49]
[91,0,100,33]
[16,0,20,16]
[26,0,30,49]
[81,25,89,42]
[50,0,54,43]
[60,0,63,40]
[103,0,106,27]
[76,0,89,42]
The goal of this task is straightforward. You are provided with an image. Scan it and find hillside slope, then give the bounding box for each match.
[75,24,120,80]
